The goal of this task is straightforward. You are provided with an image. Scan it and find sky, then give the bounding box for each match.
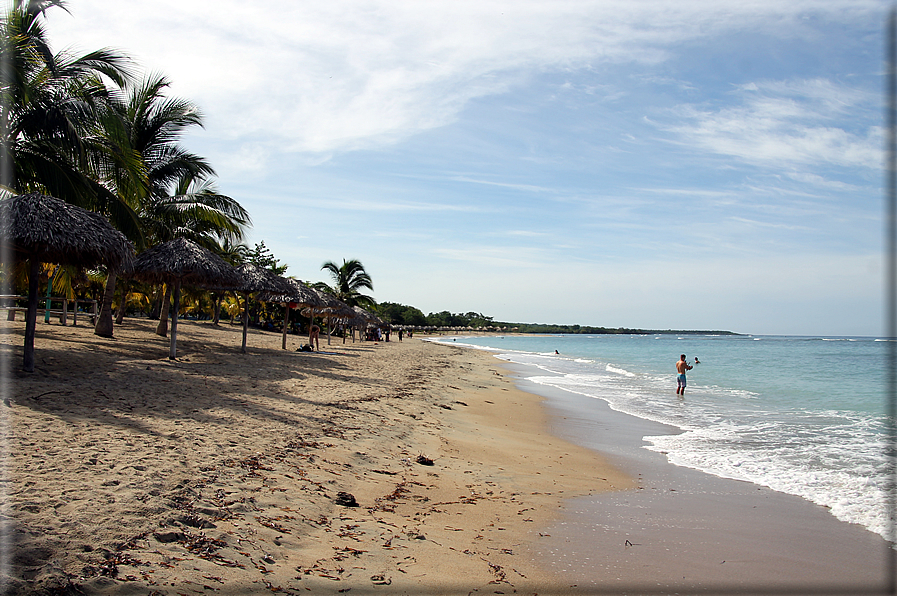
[42,0,888,336]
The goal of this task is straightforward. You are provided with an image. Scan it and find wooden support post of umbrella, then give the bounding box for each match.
[240,291,250,354]
[282,304,290,349]
[132,238,238,360]
[0,193,134,372]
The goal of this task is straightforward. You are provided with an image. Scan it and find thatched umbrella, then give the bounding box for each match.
[345,305,380,342]
[228,263,298,353]
[0,193,134,372]
[131,238,238,360]
[300,289,354,346]
[258,277,325,350]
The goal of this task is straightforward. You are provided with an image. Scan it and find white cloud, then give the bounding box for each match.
[784,172,862,191]
[660,78,882,169]
[46,0,886,158]
[432,244,557,268]
[448,176,554,193]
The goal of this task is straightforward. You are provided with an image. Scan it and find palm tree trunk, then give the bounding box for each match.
[94,270,117,338]
[149,288,162,320]
[156,283,172,337]
[213,293,222,326]
[114,278,129,325]
[23,258,40,372]
[169,281,181,360]
[241,293,249,354]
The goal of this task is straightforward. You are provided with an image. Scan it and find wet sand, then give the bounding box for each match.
[513,370,895,595]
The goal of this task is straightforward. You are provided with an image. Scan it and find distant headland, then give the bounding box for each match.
[482,324,741,335]
[377,303,740,335]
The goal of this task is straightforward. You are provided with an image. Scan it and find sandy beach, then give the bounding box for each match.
[1,317,632,595]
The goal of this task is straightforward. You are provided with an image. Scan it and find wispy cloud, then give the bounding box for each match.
[51,1,885,158]
[659,78,881,169]
[262,195,491,214]
[449,176,554,193]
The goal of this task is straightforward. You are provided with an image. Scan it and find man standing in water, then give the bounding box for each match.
[676,354,693,395]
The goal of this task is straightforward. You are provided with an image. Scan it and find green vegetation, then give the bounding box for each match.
[248,241,287,275]
[373,303,737,334]
[314,259,374,309]
[489,323,739,335]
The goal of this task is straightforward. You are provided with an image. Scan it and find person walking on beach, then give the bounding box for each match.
[676,354,692,395]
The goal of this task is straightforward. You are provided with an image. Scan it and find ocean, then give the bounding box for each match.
[431,333,894,543]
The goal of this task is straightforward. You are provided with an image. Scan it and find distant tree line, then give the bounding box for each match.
[377,303,494,328]
[375,302,737,334]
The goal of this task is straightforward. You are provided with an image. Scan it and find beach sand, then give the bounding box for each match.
[1,317,632,595]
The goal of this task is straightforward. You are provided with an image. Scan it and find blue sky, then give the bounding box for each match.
[46,0,886,335]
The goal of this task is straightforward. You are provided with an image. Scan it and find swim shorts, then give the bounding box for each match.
[677,373,687,388]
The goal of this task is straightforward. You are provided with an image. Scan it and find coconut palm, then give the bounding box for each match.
[316,259,375,308]
[1,0,146,338]
[141,172,250,248]
[0,0,140,232]
[93,74,249,336]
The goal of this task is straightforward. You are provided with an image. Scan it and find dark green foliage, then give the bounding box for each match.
[425,310,492,328]
[378,302,427,326]
[247,241,287,275]
[489,323,736,334]
[317,258,374,308]
[376,302,739,335]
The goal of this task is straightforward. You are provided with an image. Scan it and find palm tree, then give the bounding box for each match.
[141,172,249,248]
[93,74,250,336]
[0,0,139,230]
[316,259,375,308]
[1,0,142,320]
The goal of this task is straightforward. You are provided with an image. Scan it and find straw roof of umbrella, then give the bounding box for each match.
[258,277,323,307]
[352,305,380,324]
[302,288,353,318]
[131,237,239,287]
[231,262,297,295]
[0,192,134,270]
[131,238,241,360]
[0,193,135,372]
[343,305,380,328]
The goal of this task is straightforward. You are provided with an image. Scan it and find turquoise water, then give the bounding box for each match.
[432,333,894,541]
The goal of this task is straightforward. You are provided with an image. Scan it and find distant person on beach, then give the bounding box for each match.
[694,356,700,364]
[676,354,693,395]
[309,325,320,351]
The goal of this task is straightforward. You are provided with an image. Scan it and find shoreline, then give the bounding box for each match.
[2,318,631,595]
[500,361,895,594]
